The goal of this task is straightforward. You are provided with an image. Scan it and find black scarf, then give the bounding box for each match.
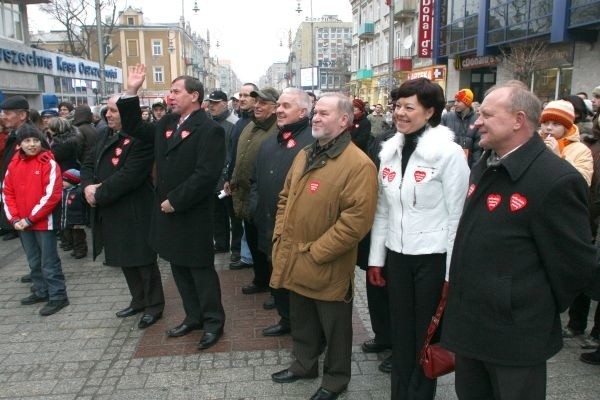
[401,125,427,177]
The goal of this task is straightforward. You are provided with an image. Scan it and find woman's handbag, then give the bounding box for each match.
[419,282,455,379]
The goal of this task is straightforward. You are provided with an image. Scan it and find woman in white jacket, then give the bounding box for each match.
[368,78,470,400]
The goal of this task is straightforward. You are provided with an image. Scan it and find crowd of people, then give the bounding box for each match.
[1,68,600,399]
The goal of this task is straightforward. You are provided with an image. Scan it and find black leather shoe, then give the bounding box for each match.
[2,231,18,241]
[230,260,253,270]
[115,307,142,318]
[271,368,317,383]
[242,283,269,294]
[39,298,69,316]
[166,323,201,337]
[198,329,223,350]
[20,274,32,283]
[378,355,392,373]
[310,387,343,400]
[262,323,291,337]
[230,254,241,263]
[263,295,276,310]
[580,350,600,365]
[21,293,49,305]
[361,338,391,353]
[138,313,161,329]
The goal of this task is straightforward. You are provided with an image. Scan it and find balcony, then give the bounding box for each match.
[393,57,412,71]
[394,0,417,20]
[358,23,375,39]
[356,69,373,80]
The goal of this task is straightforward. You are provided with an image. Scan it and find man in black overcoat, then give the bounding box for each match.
[118,64,226,350]
[441,81,599,400]
[81,94,164,330]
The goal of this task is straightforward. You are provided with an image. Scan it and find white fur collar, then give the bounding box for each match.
[378,125,455,164]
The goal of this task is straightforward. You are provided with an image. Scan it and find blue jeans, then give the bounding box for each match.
[240,225,253,264]
[20,230,67,300]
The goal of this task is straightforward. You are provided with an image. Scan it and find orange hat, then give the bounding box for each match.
[455,89,474,107]
[540,100,575,129]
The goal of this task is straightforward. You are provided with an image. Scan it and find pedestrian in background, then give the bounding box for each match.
[3,124,69,316]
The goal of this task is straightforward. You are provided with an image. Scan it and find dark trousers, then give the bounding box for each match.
[387,251,445,400]
[171,263,225,333]
[70,228,88,256]
[289,291,353,393]
[243,219,269,288]
[213,195,243,255]
[213,195,244,255]
[121,262,165,317]
[366,265,391,346]
[567,293,600,337]
[264,254,289,326]
[455,354,546,400]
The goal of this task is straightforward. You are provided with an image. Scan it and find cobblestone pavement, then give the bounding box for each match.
[0,232,599,399]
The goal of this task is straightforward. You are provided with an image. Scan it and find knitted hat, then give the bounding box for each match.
[0,95,29,111]
[62,169,81,185]
[540,100,575,129]
[18,123,47,144]
[455,89,474,107]
[40,109,59,117]
[352,98,366,112]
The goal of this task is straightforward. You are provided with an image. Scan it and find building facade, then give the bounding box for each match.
[0,0,122,109]
[349,0,600,105]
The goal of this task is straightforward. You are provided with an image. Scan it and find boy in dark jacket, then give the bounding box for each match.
[2,124,69,316]
[60,168,88,259]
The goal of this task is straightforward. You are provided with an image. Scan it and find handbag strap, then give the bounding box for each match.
[419,282,448,361]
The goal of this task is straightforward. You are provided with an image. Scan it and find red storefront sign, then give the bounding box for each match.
[419,0,434,58]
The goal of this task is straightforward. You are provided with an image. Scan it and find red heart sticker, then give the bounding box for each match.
[115,147,122,156]
[387,171,396,182]
[510,193,527,212]
[382,167,390,179]
[286,139,296,149]
[111,157,119,166]
[67,200,72,204]
[282,132,292,140]
[122,138,131,146]
[467,184,476,197]
[309,181,320,193]
[181,130,190,139]
[414,170,426,182]
[165,130,173,138]
[487,194,501,211]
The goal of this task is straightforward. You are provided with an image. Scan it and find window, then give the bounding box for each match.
[0,2,23,40]
[154,66,164,83]
[127,40,139,57]
[152,39,162,56]
[127,17,134,26]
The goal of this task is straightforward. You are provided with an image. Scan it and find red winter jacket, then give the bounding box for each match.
[2,149,62,230]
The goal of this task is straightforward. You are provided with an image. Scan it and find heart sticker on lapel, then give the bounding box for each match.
[181,131,190,139]
[510,193,527,212]
[165,130,173,138]
[414,170,426,182]
[382,167,390,179]
[111,157,119,166]
[487,194,501,211]
[467,184,476,197]
[122,138,131,146]
[387,171,396,182]
[115,147,122,156]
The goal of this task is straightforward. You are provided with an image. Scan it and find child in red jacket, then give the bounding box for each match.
[2,124,69,316]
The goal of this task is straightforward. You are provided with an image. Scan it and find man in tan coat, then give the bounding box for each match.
[270,92,378,400]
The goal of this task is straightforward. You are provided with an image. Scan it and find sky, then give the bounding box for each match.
[27,0,353,83]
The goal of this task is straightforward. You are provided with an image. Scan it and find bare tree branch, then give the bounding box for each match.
[499,40,550,83]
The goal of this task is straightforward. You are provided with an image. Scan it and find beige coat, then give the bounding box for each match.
[270,133,378,301]
[562,126,593,186]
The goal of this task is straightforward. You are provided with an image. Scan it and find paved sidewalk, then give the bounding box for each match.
[0,233,599,399]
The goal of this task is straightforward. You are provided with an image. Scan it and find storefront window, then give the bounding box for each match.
[532,67,573,102]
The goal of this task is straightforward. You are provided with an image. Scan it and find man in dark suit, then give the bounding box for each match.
[118,64,226,350]
[81,94,164,330]
[442,81,598,400]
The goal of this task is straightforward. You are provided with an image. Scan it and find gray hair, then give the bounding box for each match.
[47,117,73,135]
[281,87,311,111]
[318,92,353,128]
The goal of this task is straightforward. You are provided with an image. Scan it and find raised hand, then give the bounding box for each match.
[126,63,147,95]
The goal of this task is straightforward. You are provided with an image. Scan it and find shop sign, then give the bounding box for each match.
[0,42,121,81]
[418,0,434,57]
[407,66,445,81]
[457,55,499,70]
